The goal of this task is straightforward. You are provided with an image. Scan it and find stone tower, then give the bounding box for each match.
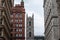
[26,14,34,40]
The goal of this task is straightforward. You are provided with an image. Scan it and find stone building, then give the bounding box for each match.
[0,0,13,40]
[43,0,60,40]
[34,36,44,40]
[10,0,25,40]
[26,15,34,40]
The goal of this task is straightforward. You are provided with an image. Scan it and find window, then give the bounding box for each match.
[16,29,18,32]
[16,34,22,37]
[16,24,18,27]
[29,32,31,37]
[29,21,31,26]
[29,28,31,30]
[19,29,22,32]
[19,14,22,18]
[19,24,22,27]
[10,15,13,17]
[15,13,22,18]
[19,19,22,22]
[16,34,18,37]
[11,19,13,22]
[17,13,20,15]
[15,20,18,22]
[16,13,20,16]
[19,34,22,37]
[15,14,18,18]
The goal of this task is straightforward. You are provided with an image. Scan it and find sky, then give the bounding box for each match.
[14,0,44,36]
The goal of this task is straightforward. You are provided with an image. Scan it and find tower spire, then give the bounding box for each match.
[21,0,24,7]
[21,0,24,2]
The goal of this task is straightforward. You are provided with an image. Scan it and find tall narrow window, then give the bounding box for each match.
[19,24,22,27]
[29,21,31,26]
[29,32,31,37]
[16,29,18,32]
[10,15,13,17]
[15,14,18,18]
[19,34,22,37]
[19,14,22,18]
[15,19,18,22]
[19,29,22,32]
[16,34,18,37]
[11,19,13,22]
[19,19,22,22]
[16,24,18,27]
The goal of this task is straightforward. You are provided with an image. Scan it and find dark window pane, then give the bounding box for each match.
[29,32,31,37]
[29,21,31,26]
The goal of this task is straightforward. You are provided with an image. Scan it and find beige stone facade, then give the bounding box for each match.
[43,0,60,40]
[0,0,13,40]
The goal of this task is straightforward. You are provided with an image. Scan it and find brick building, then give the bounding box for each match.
[0,0,13,40]
[10,0,25,40]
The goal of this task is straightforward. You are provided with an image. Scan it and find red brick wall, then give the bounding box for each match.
[11,3,25,40]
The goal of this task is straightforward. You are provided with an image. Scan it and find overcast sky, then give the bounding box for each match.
[14,0,44,36]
